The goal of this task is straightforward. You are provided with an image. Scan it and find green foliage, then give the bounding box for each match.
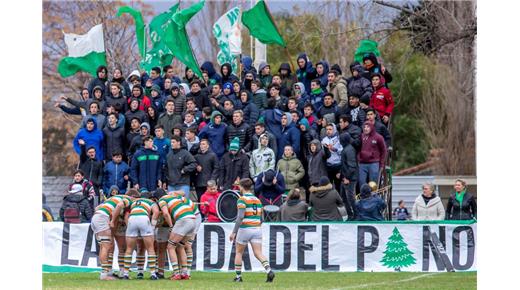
[391,114,428,172]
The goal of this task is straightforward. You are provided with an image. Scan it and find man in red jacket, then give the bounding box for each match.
[369,74,394,125]
[357,121,386,187]
[200,180,222,222]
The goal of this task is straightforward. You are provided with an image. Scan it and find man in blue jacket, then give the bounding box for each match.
[198,111,227,159]
[103,151,130,195]
[277,113,301,160]
[130,136,163,192]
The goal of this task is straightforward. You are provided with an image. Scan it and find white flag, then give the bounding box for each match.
[213,7,242,71]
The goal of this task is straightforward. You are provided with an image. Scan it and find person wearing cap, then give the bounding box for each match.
[198,111,227,159]
[249,133,276,181]
[218,137,250,191]
[157,98,182,139]
[254,169,286,208]
[164,135,197,199]
[59,182,94,223]
[355,184,386,221]
[309,176,344,221]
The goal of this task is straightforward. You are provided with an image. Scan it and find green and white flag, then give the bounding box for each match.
[213,7,242,72]
[57,24,106,78]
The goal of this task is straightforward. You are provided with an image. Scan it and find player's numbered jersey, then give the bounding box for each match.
[129,198,156,217]
[159,195,195,221]
[237,193,263,228]
[96,195,132,217]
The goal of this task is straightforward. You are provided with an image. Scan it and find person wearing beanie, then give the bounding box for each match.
[249,133,276,181]
[258,62,273,89]
[355,184,386,221]
[309,176,344,221]
[218,137,249,190]
[198,111,227,159]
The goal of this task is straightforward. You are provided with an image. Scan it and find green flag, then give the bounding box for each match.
[116,6,146,57]
[354,39,381,63]
[164,0,205,77]
[242,0,285,47]
[140,4,179,72]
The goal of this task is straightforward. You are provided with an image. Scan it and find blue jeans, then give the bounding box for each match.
[168,185,191,200]
[359,162,380,187]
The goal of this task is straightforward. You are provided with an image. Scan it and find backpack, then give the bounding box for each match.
[62,199,81,223]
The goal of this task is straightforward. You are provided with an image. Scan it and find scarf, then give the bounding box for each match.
[311,87,322,95]
[455,190,466,205]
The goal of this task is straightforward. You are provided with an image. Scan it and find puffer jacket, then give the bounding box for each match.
[276,153,305,190]
[411,194,445,221]
[327,77,349,108]
[346,63,373,101]
[309,183,343,221]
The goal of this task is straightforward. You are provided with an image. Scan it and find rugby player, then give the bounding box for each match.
[90,189,138,280]
[229,178,275,282]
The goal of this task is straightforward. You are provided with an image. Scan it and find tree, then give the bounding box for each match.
[380,227,416,271]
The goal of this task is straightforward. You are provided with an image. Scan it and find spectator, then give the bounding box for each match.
[362,52,392,85]
[238,90,259,127]
[258,62,272,89]
[309,79,325,112]
[365,108,392,147]
[73,118,104,161]
[346,62,373,103]
[358,121,386,187]
[183,127,200,156]
[199,180,222,222]
[126,118,141,159]
[200,61,222,86]
[129,85,151,112]
[307,139,330,187]
[446,179,477,220]
[242,71,255,92]
[220,63,239,86]
[78,145,104,199]
[225,110,252,151]
[295,53,316,94]
[187,79,211,111]
[110,68,131,98]
[268,83,288,111]
[321,123,343,190]
[370,73,394,125]
[127,70,141,93]
[59,184,94,223]
[105,82,127,114]
[254,169,286,207]
[355,184,386,221]
[245,122,277,155]
[411,182,445,221]
[337,114,361,151]
[309,176,344,221]
[103,113,126,161]
[163,64,182,85]
[209,83,229,110]
[193,139,220,200]
[327,70,348,109]
[88,65,108,97]
[302,103,318,131]
[157,99,182,139]
[342,94,366,128]
[218,137,249,191]
[249,133,276,181]
[318,93,337,120]
[216,99,235,123]
[183,67,199,86]
[146,106,159,134]
[130,136,162,192]
[393,200,410,220]
[240,55,257,80]
[169,83,186,115]
[315,60,330,90]
[280,188,308,222]
[277,113,301,159]
[150,84,166,114]
[182,111,198,134]
[277,145,305,192]
[292,82,309,112]
[185,98,202,123]
[164,135,197,199]
[198,111,227,159]
[102,151,130,195]
[251,80,268,111]
[128,122,151,159]
[42,194,54,222]
[125,98,146,130]
[339,133,358,220]
[153,125,170,159]
[147,66,165,91]
[278,63,297,97]
[259,98,283,140]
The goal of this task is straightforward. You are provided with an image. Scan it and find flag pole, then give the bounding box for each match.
[263,0,294,72]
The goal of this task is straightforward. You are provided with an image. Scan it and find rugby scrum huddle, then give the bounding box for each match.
[90,178,275,283]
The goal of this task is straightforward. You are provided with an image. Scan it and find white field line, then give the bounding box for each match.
[331,272,440,290]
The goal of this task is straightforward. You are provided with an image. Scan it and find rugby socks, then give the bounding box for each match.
[148,255,157,274]
[235,263,242,277]
[137,255,145,274]
[172,262,180,275]
[181,264,189,275]
[107,253,113,275]
[118,253,125,272]
[101,263,111,274]
[186,254,193,275]
[261,260,271,273]
[123,255,133,274]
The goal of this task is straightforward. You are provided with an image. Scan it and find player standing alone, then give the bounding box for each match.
[229,178,275,282]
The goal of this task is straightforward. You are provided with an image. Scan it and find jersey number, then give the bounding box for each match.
[252,204,257,215]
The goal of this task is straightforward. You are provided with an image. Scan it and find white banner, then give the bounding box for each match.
[213,7,241,73]
[42,221,476,272]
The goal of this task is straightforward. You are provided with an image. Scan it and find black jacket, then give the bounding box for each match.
[79,145,104,188]
[307,140,331,185]
[59,193,94,223]
[218,152,249,190]
[339,123,362,152]
[165,148,197,186]
[193,148,220,187]
[225,121,252,150]
[103,125,126,160]
[446,192,477,220]
[340,134,358,182]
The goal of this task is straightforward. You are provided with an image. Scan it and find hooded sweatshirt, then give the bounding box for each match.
[220,63,239,85]
[316,60,330,90]
[295,53,316,94]
[321,124,343,166]
[358,122,386,168]
[279,62,297,95]
[370,82,394,119]
[201,61,222,84]
[249,137,276,180]
[198,111,227,158]
[307,139,331,185]
[292,81,309,110]
[240,55,258,79]
[200,190,222,222]
[346,63,373,101]
[73,117,104,161]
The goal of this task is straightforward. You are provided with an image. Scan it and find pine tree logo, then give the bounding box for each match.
[380,227,416,271]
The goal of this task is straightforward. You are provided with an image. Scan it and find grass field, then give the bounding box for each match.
[43,271,477,289]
